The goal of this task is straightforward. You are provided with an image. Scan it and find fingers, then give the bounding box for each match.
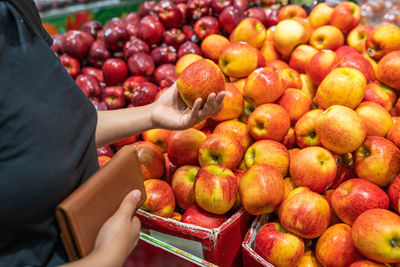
[116,190,142,219]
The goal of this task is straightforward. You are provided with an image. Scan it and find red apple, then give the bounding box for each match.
[88,40,112,68]
[103,86,126,109]
[97,146,114,158]
[214,120,253,151]
[123,36,150,60]
[177,41,202,58]
[331,153,356,189]
[123,12,140,24]
[138,16,165,45]
[211,0,232,14]
[194,16,220,41]
[130,141,165,180]
[246,7,268,27]
[75,74,102,99]
[330,1,361,33]
[388,174,400,212]
[306,50,339,86]
[51,34,64,54]
[171,165,200,209]
[151,45,177,66]
[154,64,176,85]
[81,66,105,83]
[127,52,155,77]
[334,53,376,83]
[63,30,93,60]
[130,82,159,107]
[102,58,128,86]
[81,21,103,39]
[126,22,139,37]
[163,28,186,49]
[163,153,177,185]
[137,1,156,17]
[181,204,228,229]
[141,179,175,218]
[186,0,212,21]
[103,25,129,51]
[323,189,342,226]
[335,45,358,59]
[153,0,182,29]
[112,135,139,148]
[219,6,245,34]
[122,75,147,101]
[60,54,80,78]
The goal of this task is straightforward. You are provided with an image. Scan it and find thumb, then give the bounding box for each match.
[116,190,142,218]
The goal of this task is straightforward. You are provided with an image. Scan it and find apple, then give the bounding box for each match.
[277,89,312,124]
[260,39,280,64]
[200,34,230,62]
[230,18,266,49]
[102,86,126,109]
[137,1,156,17]
[352,209,400,263]
[154,64,176,85]
[330,1,361,34]
[141,179,175,218]
[102,58,128,86]
[244,140,289,177]
[127,52,155,77]
[182,25,195,41]
[112,135,139,148]
[211,83,243,121]
[171,165,200,209]
[167,128,206,167]
[331,153,356,189]
[273,19,309,57]
[198,134,243,170]
[124,21,138,37]
[309,25,344,51]
[214,120,253,151]
[240,164,284,215]
[280,187,331,239]
[186,0,212,21]
[238,100,256,124]
[377,51,400,91]
[60,54,80,78]
[151,45,177,66]
[308,3,333,28]
[171,212,182,221]
[282,127,296,149]
[98,155,111,168]
[254,222,304,266]
[355,101,392,137]
[177,59,225,108]
[363,82,394,111]
[193,16,220,41]
[219,6,245,34]
[347,25,374,53]
[278,4,307,21]
[81,66,105,83]
[366,24,400,60]
[290,147,336,193]
[294,109,323,148]
[334,53,376,83]
[122,76,147,101]
[81,21,103,39]
[177,41,202,58]
[75,74,102,99]
[153,0,182,29]
[299,74,316,98]
[123,12,140,24]
[181,204,228,229]
[248,103,290,142]
[350,260,387,267]
[335,45,359,59]
[88,40,112,68]
[219,42,258,78]
[297,250,323,267]
[211,0,232,14]
[163,28,186,49]
[315,68,366,109]
[175,53,203,75]
[63,30,93,60]
[97,146,114,157]
[265,59,288,72]
[129,141,165,181]
[105,18,125,28]
[331,178,390,226]
[138,16,165,45]
[277,68,302,90]
[194,164,238,215]
[141,129,171,153]
[354,136,400,187]
[306,50,339,86]
[323,189,342,226]
[103,24,129,51]
[123,36,150,60]
[288,45,318,74]
[163,153,177,185]
[316,224,364,267]
[243,67,284,106]
[388,174,400,212]
[246,7,268,27]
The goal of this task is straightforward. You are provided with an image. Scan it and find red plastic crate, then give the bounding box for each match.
[241,215,275,267]
[136,208,254,267]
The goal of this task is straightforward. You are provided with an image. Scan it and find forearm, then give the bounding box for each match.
[59,248,125,267]
[95,104,155,148]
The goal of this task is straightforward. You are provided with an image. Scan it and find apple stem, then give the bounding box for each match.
[390,239,398,248]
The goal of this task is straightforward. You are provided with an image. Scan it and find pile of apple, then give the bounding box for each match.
[54,0,400,265]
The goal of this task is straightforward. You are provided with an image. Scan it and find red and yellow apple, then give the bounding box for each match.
[277,89,312,124]
[297,250,322,267]
[350,260,388,267]
[308,3,333,28]
[363,82,394,111]
[306,50,339,86]
[98,155,111,168]
[141,179,175,218]
[355,101,392,136]
[142,129,171,153]
[130,141,165,180]
[181,204,228,229]
[212,83,243,121]
[376,50,400,91]
[214,119,253,151]
[347,25,374,53]
[200,34,230,62]
[309,25,344,50]
[334,53,376,83]
[294,109,323,148]
[288,45,319,74]
[273,19,309,57]
[171,165,200,210]
[219,42,258,78]
[366,24,400,60]
[282,127,296,149]
[278,4,307,21]
[300,73,316,98]
[323,189,342,226]
[230,18,266,49]
[277,68,302,90]
[329,1,361,34]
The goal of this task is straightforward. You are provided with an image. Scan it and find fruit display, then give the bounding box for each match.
[50,0,400,265]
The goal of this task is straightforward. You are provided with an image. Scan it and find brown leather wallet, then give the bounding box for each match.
[56,145,146,261]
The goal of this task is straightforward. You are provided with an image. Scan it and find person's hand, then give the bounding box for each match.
[91,190,142,266]
[150,83,228,130]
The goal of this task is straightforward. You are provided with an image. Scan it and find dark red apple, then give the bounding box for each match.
[97,146,114,157]
[123,12,140,24]
[105,18,125,28]
[81,66,105,83]
[219,6,245,34]
[88,40,112,68]
[122,76,148,100]
[63,30,94,60]
[264,7,279,27]
[154,64,176,85]
[137,1,157,17]
[51,34,64,54]
[233,0,248,11]
[160,77,177,88]
[103,86,126,109]
[163,28,186,49]
[182,25,198,42]
[102,58,128,86]
[211,0,232,14]
[60,54,80,78]
[75,74,102,99]
[127,52,155,76]
[153,0,183,29]
[91,99,108,111]
[177,41,202,58]
[176,3,188,24]
[138,16,165,46]
[246,7,268,26]
[103,24,129,51]
[81,21,103,39]
[130,82,159,107]
[186,0,212,21]
[193,16,220,40]
[151,45,177,66]
[125,22,139,37]
[181,204,229,229]
[123,36,150,60]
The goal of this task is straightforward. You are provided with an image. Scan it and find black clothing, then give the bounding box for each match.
[0,1,99,266]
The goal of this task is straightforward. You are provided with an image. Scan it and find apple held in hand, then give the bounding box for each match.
[181,204,228,229]
[171,165,199,209]
[254,222,304,267]
[316,224,364,267]
[290,147,337,193]
[331,179,390,225]
[279,187,331,239]
[240,164,285,215]
[194,164,238,215]
[129,141,165,180]
[315,105,366,155]
[176,59,225,108]
[352,209,400,263]
[141,179,175,218]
